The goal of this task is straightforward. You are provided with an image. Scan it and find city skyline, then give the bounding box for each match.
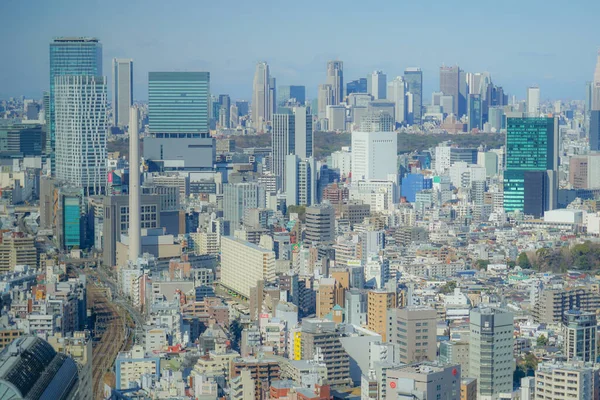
[1,0,600,101]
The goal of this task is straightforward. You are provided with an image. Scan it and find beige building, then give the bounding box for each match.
[115,345,159,390]
[387,306,437,363]
[534,361,600,400]
[461,377,477,400]
[533,288,600,324]
[367,289,396,341]
[230,368,255,400]
[386,362,461,400]
[190,232,220,255]
[0,232,37,273]
[48,331,93,400]
[316,277,345,319]
[220,236,275,299]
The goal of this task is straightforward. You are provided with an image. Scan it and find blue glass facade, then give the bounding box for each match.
[49,38,102,168]
[346,78,367,95]
[63,196,81,249]
[148,72,210,134]
[401,173,432,202]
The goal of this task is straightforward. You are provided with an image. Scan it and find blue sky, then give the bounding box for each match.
[1,0,599,102]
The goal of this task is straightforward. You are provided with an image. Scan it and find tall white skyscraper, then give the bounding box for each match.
[128,106,140,262]
[469,307,515,400]
[55,75,107,196]
[285,154,316,206]
[387,77,407,125]
[367,71,387,99]
[351,113,397,181]
[526,86,540,117]
[271,106,313,190]
[326,60,344,105]
[112,58,133,127]
[593,50,600,111]
[317,84,333,120]
[252,61,272,131]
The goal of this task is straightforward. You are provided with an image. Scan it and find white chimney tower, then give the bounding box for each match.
[128,106,141,262]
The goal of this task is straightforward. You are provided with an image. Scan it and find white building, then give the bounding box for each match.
[387,76,407,125]
[252,61,273,131]
[54,75,107,196]
[326,105,346,131]
[351,131,397,181]
[527,86,540,117]
[330,147,352,178]
[285,155,317,206]
[367,70,387,99]
[220,236,275,298]
[350,180,397,212]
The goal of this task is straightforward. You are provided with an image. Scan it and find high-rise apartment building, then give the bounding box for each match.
[562,310,597,362]
[469,307,515,400]
[144,72,214,171]
[534,361,599,400]
[112,58,133,127]
[220,236,275,299]
[367,70,387,99]
[533,288,600,324]
[252,62,273,131]
[440,65,462,117]
[54,75,107,196]
[326,61,344,105]
[387,306,437,363]
[49,37,102,172]
[0,232,37,273]
[526,86,541,117]
[367,289,396,341]
[387,76,407,125]
[305,204,335,243]
[271,106,313,190]
[503,117,558,216]
[404,68,423,125]
[285,155,316,206]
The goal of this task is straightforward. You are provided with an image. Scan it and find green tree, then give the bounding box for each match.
[439,281,457,294]
[517,252,532,269]
[523,352,539,371]
[536,334,548,347]
[474,259,489,270]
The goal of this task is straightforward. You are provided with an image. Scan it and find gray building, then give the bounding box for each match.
[367,70,387,100]
[562,309,597,362]
[285,155,316,206]
[386,362,461,400]
[278,85,306,107]
[404,67,423,125]
[326,61,344,105]
[223,182,266,230]
[112,58,133,127]
[387,306,437,364]
[305,204,335,244]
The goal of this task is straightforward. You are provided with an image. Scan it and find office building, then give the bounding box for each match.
[590,110,600,151]
[54,75,107,196]
[278,85,306,106]
[488,106,504,132]
[387,306,437,363]
[467,94,482,131]
[305,204,335,243]
[0,336,81,399]
[285,155,316,206]
[569,157,588,189]
[469,307,515,400]
[148,71,209,134]
[439,340,470,377]
[346,78,367,95]
[367,289,396,341]
[387,76,407,125]
[503,117,558,216]
[49,37,102,170]
[351,129,397,181]
[386,362,461,400]
[317,84,333,120]
[401,173,432,203]
[271,106,313,190]
[220,236,275,299]
[562,310,597,362]
[404,67,423,124]
[534,361,598,400]
[440,65,464,117]
[326,105,346,131]
[300,319,351,387]
[252,61,274,131]
[326,60,344,105]
[144,72,214,171]
[367,70,387,99]
[223,182,266,230]
[0,121,45,156]
[112,58,133,127]
[218,94,231,128]
[527,86,541,117]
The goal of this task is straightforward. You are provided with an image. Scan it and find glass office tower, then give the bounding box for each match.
[503,117,558,215]
[404,68,423,125]
[49,37,102,171]
[148,72,210,134]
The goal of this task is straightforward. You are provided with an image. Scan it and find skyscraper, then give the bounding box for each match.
[317,84,333,120]
[526,86,540,117]
[590,110,600,151]
[469,307,515,399]
[592,50,600,111]
[346,78,368,95]
[49,37,102,172]
[278,85,306,106]
[367,70,387,99]
[148,72,210,134]
[467,94,482,131]
[219,94,231,128]
[285,154,316,206]
[112,58,133,127]
[440,65,460,117]
[503,117,558,216]
[144,72,214,171]
[387,76,407,125]
[351,117,397,181]
[326,60,344,105]
[271,106,313,190]
[252,62,272,131]
[404,68,423,125]
[54,75,107,196]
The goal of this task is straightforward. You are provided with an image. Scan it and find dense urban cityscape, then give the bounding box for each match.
[2,4,600,399]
